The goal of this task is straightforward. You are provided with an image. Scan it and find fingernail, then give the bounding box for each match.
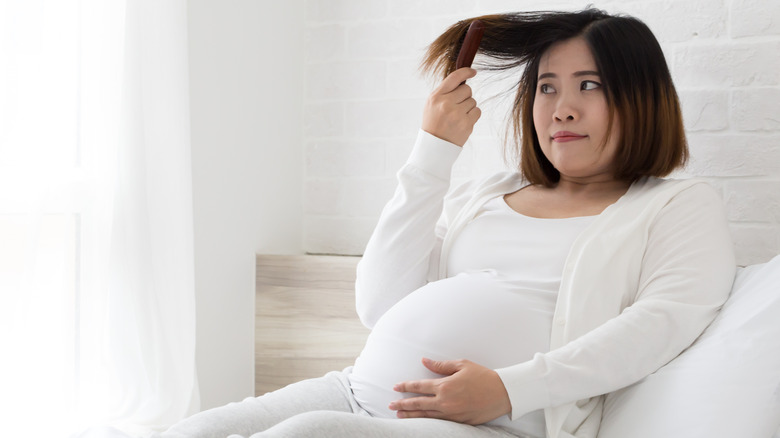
[393,383,401,391]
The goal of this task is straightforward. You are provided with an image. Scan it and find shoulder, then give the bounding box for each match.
[598,177,725,232]
[470,171,527,195]
[637,178,729,235]
[627,177,722,207]
[446,171,524,202]
[631,176,710,194]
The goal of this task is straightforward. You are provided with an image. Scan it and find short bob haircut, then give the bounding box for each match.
[421,9,688,186]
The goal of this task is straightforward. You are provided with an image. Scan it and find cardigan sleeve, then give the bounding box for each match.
[354,130,463,328]
[495,183,736,420]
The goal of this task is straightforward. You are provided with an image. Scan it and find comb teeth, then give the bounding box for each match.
[455,20,485,70]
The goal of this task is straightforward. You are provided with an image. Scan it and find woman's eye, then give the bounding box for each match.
[581,80,601,91]
[540,84,555,94]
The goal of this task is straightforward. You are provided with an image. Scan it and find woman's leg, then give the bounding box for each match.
[161,370,359,438]
[249,411,520,438]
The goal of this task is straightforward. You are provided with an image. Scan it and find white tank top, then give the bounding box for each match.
[349,195,596,437]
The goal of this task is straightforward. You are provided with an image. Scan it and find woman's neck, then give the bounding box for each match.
[552,176,631,199]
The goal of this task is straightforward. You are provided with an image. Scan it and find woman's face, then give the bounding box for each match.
[532,36,621,183]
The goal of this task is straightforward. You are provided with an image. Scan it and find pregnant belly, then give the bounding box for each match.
[348,271,554,435]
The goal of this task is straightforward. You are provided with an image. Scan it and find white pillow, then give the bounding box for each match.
[599,254,780,438]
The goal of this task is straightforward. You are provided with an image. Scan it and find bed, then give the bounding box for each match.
[255,254,780,437]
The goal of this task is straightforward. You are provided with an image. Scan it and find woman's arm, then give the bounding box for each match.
[355,67,480,328]
[354,131,460,328]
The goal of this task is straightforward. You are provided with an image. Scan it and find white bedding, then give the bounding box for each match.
[600,255,780,438]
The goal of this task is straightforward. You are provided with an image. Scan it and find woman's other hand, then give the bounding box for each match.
[388,357,511,425]
[421,68,481,147]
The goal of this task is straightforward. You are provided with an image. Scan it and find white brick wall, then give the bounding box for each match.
[302,0,780,266]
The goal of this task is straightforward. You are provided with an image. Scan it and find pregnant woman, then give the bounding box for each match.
[162,9,735,438]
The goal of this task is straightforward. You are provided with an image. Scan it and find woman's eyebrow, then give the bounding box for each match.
[573,70,600,77]
[537,70,601,80]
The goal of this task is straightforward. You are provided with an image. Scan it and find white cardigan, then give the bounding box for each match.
[355,130,736,438]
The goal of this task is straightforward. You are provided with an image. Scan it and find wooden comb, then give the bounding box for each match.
[455,20,485,70]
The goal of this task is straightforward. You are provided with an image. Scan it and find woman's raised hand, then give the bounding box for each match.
[421,68,481,147]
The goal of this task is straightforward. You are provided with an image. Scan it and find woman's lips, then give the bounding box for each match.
[552,131,587,142]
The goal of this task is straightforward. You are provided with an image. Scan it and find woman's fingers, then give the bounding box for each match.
[468,105,482,123]
[462,96,478,112]
[433,67,477,95]
[389,394,438,412]
[421,68,481,147]
[448,83,474,105]
[392,378,437,396]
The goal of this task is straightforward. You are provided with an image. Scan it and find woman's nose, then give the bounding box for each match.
[553,94,579,122]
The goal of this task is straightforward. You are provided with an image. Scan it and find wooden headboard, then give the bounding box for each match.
[255,254,370,395]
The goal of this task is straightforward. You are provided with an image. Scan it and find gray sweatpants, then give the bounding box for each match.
[160,369,524,438]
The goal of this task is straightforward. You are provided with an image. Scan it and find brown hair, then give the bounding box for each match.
[421,9,688,186]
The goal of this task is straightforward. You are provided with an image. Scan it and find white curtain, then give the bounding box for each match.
[0,0,199,436]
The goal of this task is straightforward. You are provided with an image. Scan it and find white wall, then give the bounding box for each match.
[187,0,304,410]
[302,0,780,266]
